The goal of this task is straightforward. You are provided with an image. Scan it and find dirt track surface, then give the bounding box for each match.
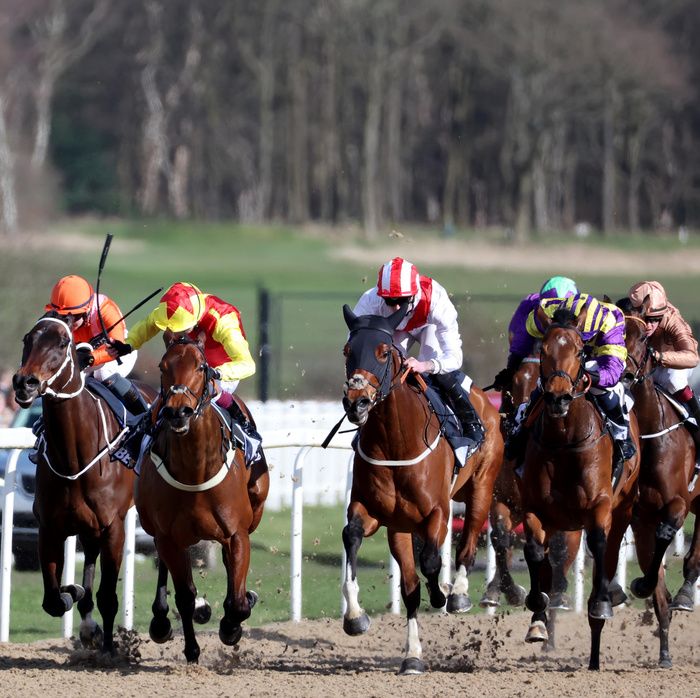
[3,607,700,697]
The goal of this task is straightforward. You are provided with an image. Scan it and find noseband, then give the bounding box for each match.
[624,315,653,385]
[160,337,217,419]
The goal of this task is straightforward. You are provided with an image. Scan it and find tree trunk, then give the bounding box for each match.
[287,19,309,224]
[385,68,403,223]
[514,170,532,244]
[318,29,338,222]
[602,80,619,234]
[628,127,642,231]
[0,92,18,236]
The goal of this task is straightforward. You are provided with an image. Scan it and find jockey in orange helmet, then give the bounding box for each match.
[354,257,484,459]
[45,275,137,381]
[111,282,256,432]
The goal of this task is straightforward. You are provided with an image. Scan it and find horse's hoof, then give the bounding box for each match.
[193,597,212,625]
[669,591,694,612]
[219,619,243,646]
[478,589,501,608]
[525,620,548,643]
[149,616,173,644]
[630,577,654,599]
[608,582,628,607]
[659,654,673,669]
[504,584,527,607]
[79,620,104,650]
[59,592,74,613]
[399,657,425,675]
[246,590,259,610]
[429,588,447,609]
[525,591,549,614]
[548,592,573,611]
[588,600,613,620]
[446,593,473,613]
[61,584,85,603]
[343,613,371,636]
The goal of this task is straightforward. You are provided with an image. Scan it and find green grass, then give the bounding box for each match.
[7,503,697,642]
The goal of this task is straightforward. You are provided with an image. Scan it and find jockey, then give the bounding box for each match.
[506,293,635,481]
[492,275,578,390]
[110,281,256,431]
[628,280,700,450]
[353,257,485,455]
[45,275,137,382]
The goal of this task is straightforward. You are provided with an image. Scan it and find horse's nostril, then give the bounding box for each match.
[357,398,370,410]
[179,406,194,419]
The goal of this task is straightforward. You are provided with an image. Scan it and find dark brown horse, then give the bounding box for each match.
[621,308,700,667]
[520,306,639,670]
[481,347,582,616]
[12,313,155,653]
[340,305,503,674]
[135,336,269,664]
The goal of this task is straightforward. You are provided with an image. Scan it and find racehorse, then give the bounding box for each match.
[481,346,581,616]
[620,306,700,667]
[12,312,155,654]
[340,305,503,674]
[135,335,269,664]
[519,306,639,670]
[481,347,581,649]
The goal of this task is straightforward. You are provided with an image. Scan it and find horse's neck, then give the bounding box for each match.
[539,397,599,445]
[159,408,223,476]
[364,383,433,453]
[633,378,669,431]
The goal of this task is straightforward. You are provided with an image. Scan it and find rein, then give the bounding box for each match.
[34,317,86,399]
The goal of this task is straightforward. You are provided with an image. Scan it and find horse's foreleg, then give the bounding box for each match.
[247,450,270,535]
[149,556,173,644]
[549,531,572,610]
[586,518,613,671]
[631,496,687,600]
[388,530,425,675]
[158,539,199,663]
[77,536,102,649]
[38,526,74,618]
[672,505,700,611]
[220,529,254,647]
[632,516,673,668]
[523,513,549,643]
[341,503,378,636]
[419,506,447,609]
[482,503,525,608]
[95,521,125,654]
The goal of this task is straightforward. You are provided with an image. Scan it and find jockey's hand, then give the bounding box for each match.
[405,357,433,374]
[107,340,133,358]
[649,347,663,365]
[493,367,514,390]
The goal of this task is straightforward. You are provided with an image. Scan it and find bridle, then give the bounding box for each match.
[26,317,86,399]
[624,314,654,386]
[160,337,217,420]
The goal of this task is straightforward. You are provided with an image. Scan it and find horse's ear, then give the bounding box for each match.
[163,329,174,347]
[387,302,409,330]
[535,305,550,332]
[602,294,612,303]
[575,304,589,332]
[640,294,652,316]
[195,330,206,347]
[343,304,357,330]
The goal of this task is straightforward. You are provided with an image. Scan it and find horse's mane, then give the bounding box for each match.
[551,306,577,328]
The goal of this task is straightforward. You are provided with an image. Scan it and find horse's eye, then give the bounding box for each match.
[383,351,390,359]
[60,337,70,348]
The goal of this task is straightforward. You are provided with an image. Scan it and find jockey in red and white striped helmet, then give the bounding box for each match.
[354,257,485,458]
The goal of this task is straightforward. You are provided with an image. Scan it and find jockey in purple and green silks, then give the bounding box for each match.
[506,292,635,485]
[492,276,578,389]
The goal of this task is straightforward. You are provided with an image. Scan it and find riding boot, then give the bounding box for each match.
[431,371,485,452]
[594,388,636,484]
[218,391,262,441]
[679,392,700,452]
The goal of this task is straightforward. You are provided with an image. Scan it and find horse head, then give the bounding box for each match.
[538,306,588,418]
[341,303,407,425]
[13,312,82,407]
[616,298,649,388]
[158,336,216,434]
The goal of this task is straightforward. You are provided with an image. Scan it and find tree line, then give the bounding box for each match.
[0,0,697,240]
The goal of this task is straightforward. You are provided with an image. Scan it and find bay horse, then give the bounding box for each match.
[481,346,581,617]
[12,313,156,654]
[340,305,503,675]
[620,306,700,667]
[520,306,640,670]
[135,335,269,664]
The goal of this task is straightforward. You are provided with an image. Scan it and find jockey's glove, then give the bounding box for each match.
[111,340,133,357]
[649,347,663,365]
[76,346,95,370]
[493,367,514,390]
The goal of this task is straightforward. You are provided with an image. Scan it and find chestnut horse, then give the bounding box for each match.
[621,308,700,667]
[520,306,639,670]
[481,347,581,617]
[340,305,503,674]
[135,336,269,664]
[12,313,156,654]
